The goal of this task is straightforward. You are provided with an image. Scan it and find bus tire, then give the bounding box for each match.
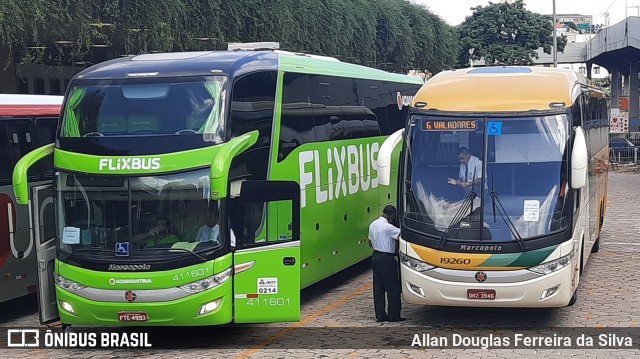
[591,211,604,254]
[568,240,584,306]
[568,289,578,306]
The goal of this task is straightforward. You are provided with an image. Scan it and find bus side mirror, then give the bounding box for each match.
[377,129,404,186]
[571,126,588,189]
[210,130,259,200]
[12,143,54,205]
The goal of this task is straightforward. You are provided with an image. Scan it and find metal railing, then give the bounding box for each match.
[609,132,640,165]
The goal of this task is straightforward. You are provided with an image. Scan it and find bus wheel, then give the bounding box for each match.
[568,240,584,306]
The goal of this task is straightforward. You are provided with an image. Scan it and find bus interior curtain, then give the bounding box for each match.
[64,87,86,137]
[200,82,222,139]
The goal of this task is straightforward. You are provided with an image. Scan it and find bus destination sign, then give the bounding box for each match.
[424,119,477,131]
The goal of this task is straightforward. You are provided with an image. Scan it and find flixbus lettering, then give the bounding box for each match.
[98,158,161,171]
[298,142,379,208]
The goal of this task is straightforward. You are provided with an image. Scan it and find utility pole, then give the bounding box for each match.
[553,0,557,67]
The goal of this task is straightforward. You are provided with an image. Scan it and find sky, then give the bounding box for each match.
[414,0,640,26]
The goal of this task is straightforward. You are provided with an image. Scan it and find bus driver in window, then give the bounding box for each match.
[447,147,483,191]
[196,205,236,247]
[140,218,179,248]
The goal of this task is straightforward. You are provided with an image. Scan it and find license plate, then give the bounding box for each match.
[118,311,149,322]
[467,289,496,300]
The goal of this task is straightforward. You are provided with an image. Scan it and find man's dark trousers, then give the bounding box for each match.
[372,251,402,321]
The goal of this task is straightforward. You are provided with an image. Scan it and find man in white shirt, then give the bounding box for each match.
[368,205,404,323]
[447,147,484,191]
[195,206,236,247]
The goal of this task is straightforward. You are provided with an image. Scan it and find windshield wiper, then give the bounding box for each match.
[438,192,476,248]
[63,247,118,262]
[63,245,209,263]
[437,167,480,248]
[140,246,208,262]
[489,171,527,250]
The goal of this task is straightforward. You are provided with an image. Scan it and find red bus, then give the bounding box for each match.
[0,95,62,313]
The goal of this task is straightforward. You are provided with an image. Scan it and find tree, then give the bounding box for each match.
[457,0,566,66]
[0,0,459,75]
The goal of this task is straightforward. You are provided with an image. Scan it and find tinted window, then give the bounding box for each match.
[310,75,378,141]
[279,73,314,161]
[278,74,418,160]
[229,71,277,181]
[61,76,226,141]
[385,82,421,134]
[356,79,389,136]
[0,124,11,182]
[0,117,59,182]
[6,120,36,178]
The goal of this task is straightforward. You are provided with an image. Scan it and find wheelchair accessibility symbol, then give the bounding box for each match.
[115,242,129,256]
[488,121,502,136]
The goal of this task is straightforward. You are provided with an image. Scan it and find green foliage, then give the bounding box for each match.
[457,0,566,66]
[0,0,459,74]
[593,77,611,96]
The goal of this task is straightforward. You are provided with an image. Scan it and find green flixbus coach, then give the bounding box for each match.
[13,49,423,326]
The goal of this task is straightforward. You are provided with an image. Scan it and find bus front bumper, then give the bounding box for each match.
[400,263,574,308]
[56,280,233,326]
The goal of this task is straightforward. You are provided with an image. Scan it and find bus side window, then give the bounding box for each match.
[355,79,387,137]
[572,99,583,127]
[0,123,11,183]
[279,73,314,161]
[228,71,276,180]
[384,82,421,134]
[7,120,37,178]
[310,75,370,141]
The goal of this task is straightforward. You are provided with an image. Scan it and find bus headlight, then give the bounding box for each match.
[528,252,573,275]
[198,298,222,316]
[399,253,435,273]
[54,273,86,292]
[178,268,231,293]
[59,300,77,314]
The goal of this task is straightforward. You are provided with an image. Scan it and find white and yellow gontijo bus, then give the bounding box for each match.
[377,67,609,307]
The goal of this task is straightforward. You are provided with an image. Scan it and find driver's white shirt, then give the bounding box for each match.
[196,224,236,247]
[459,155,483,183]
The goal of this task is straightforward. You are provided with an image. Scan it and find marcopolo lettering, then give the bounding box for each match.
[459,244,503,251]
[108,264,151,271]
[98,158,161,171]
[298,142,379,208]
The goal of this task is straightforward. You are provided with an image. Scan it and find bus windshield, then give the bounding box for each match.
[403,114,570,243]
[60,76,226,141]
[57,168,226,260]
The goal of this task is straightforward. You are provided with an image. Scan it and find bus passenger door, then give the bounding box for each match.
[232,180,301,323]
[31,184,58,324]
